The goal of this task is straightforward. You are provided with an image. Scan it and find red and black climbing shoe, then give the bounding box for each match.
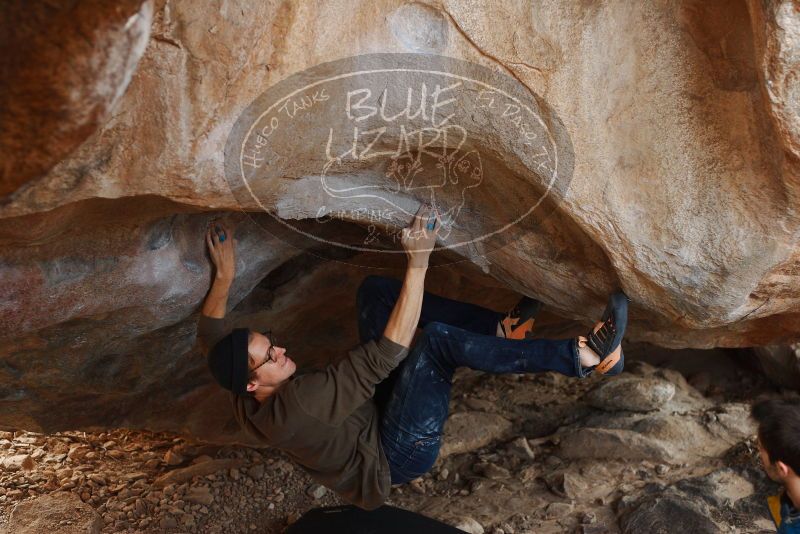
[500,296,543,340]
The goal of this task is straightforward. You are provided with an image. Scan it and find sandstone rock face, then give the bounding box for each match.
[0,0,152,198]
[1,0,800,437]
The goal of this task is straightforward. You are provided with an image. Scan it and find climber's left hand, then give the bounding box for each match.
[206,220,236,283]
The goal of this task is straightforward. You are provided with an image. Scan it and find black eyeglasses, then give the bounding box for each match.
[250,331,278,374]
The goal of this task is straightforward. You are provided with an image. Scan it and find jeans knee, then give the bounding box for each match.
[422,321,449,337]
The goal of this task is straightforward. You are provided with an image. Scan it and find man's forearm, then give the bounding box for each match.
[383,266,427,348]
[201,276,232,318]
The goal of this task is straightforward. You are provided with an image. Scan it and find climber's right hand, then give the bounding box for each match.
[401,203,439,269]
[206,220,236,283]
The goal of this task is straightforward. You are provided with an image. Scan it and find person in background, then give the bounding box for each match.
[752,396,800,533]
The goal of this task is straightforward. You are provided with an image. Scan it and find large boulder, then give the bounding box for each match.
[1,0,800,436]
[559,400,755,464]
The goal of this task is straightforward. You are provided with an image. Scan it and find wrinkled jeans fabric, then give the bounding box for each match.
[356,275,582,484]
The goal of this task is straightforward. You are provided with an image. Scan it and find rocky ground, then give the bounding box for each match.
[0,346,786,534]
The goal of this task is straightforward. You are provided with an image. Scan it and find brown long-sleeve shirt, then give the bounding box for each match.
[197,315,409,510]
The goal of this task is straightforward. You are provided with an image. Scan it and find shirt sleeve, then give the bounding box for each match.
[287,336,409,426]
[196,314,232,353]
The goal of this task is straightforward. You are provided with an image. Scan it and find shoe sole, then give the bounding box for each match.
[594,292,628,375]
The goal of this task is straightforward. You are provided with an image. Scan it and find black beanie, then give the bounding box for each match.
[207,328,249,394]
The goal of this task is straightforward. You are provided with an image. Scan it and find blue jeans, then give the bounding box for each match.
[355,275,584,485]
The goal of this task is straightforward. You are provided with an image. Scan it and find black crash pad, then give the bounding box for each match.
[286,504,464,533]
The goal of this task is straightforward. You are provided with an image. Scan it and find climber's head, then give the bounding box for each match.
[245,330,295,394]
[752,396,800,484]
[207,329,295,397]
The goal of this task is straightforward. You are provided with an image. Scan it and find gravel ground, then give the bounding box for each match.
[0,428,344,533]
[0,352,782,534]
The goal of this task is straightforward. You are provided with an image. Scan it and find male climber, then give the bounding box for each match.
[197,205,628,510]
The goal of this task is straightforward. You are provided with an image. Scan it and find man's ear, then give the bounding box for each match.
[246,381,258,393]
[776,460,791,479]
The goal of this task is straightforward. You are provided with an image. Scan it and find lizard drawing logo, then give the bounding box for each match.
[320,124,483,241]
